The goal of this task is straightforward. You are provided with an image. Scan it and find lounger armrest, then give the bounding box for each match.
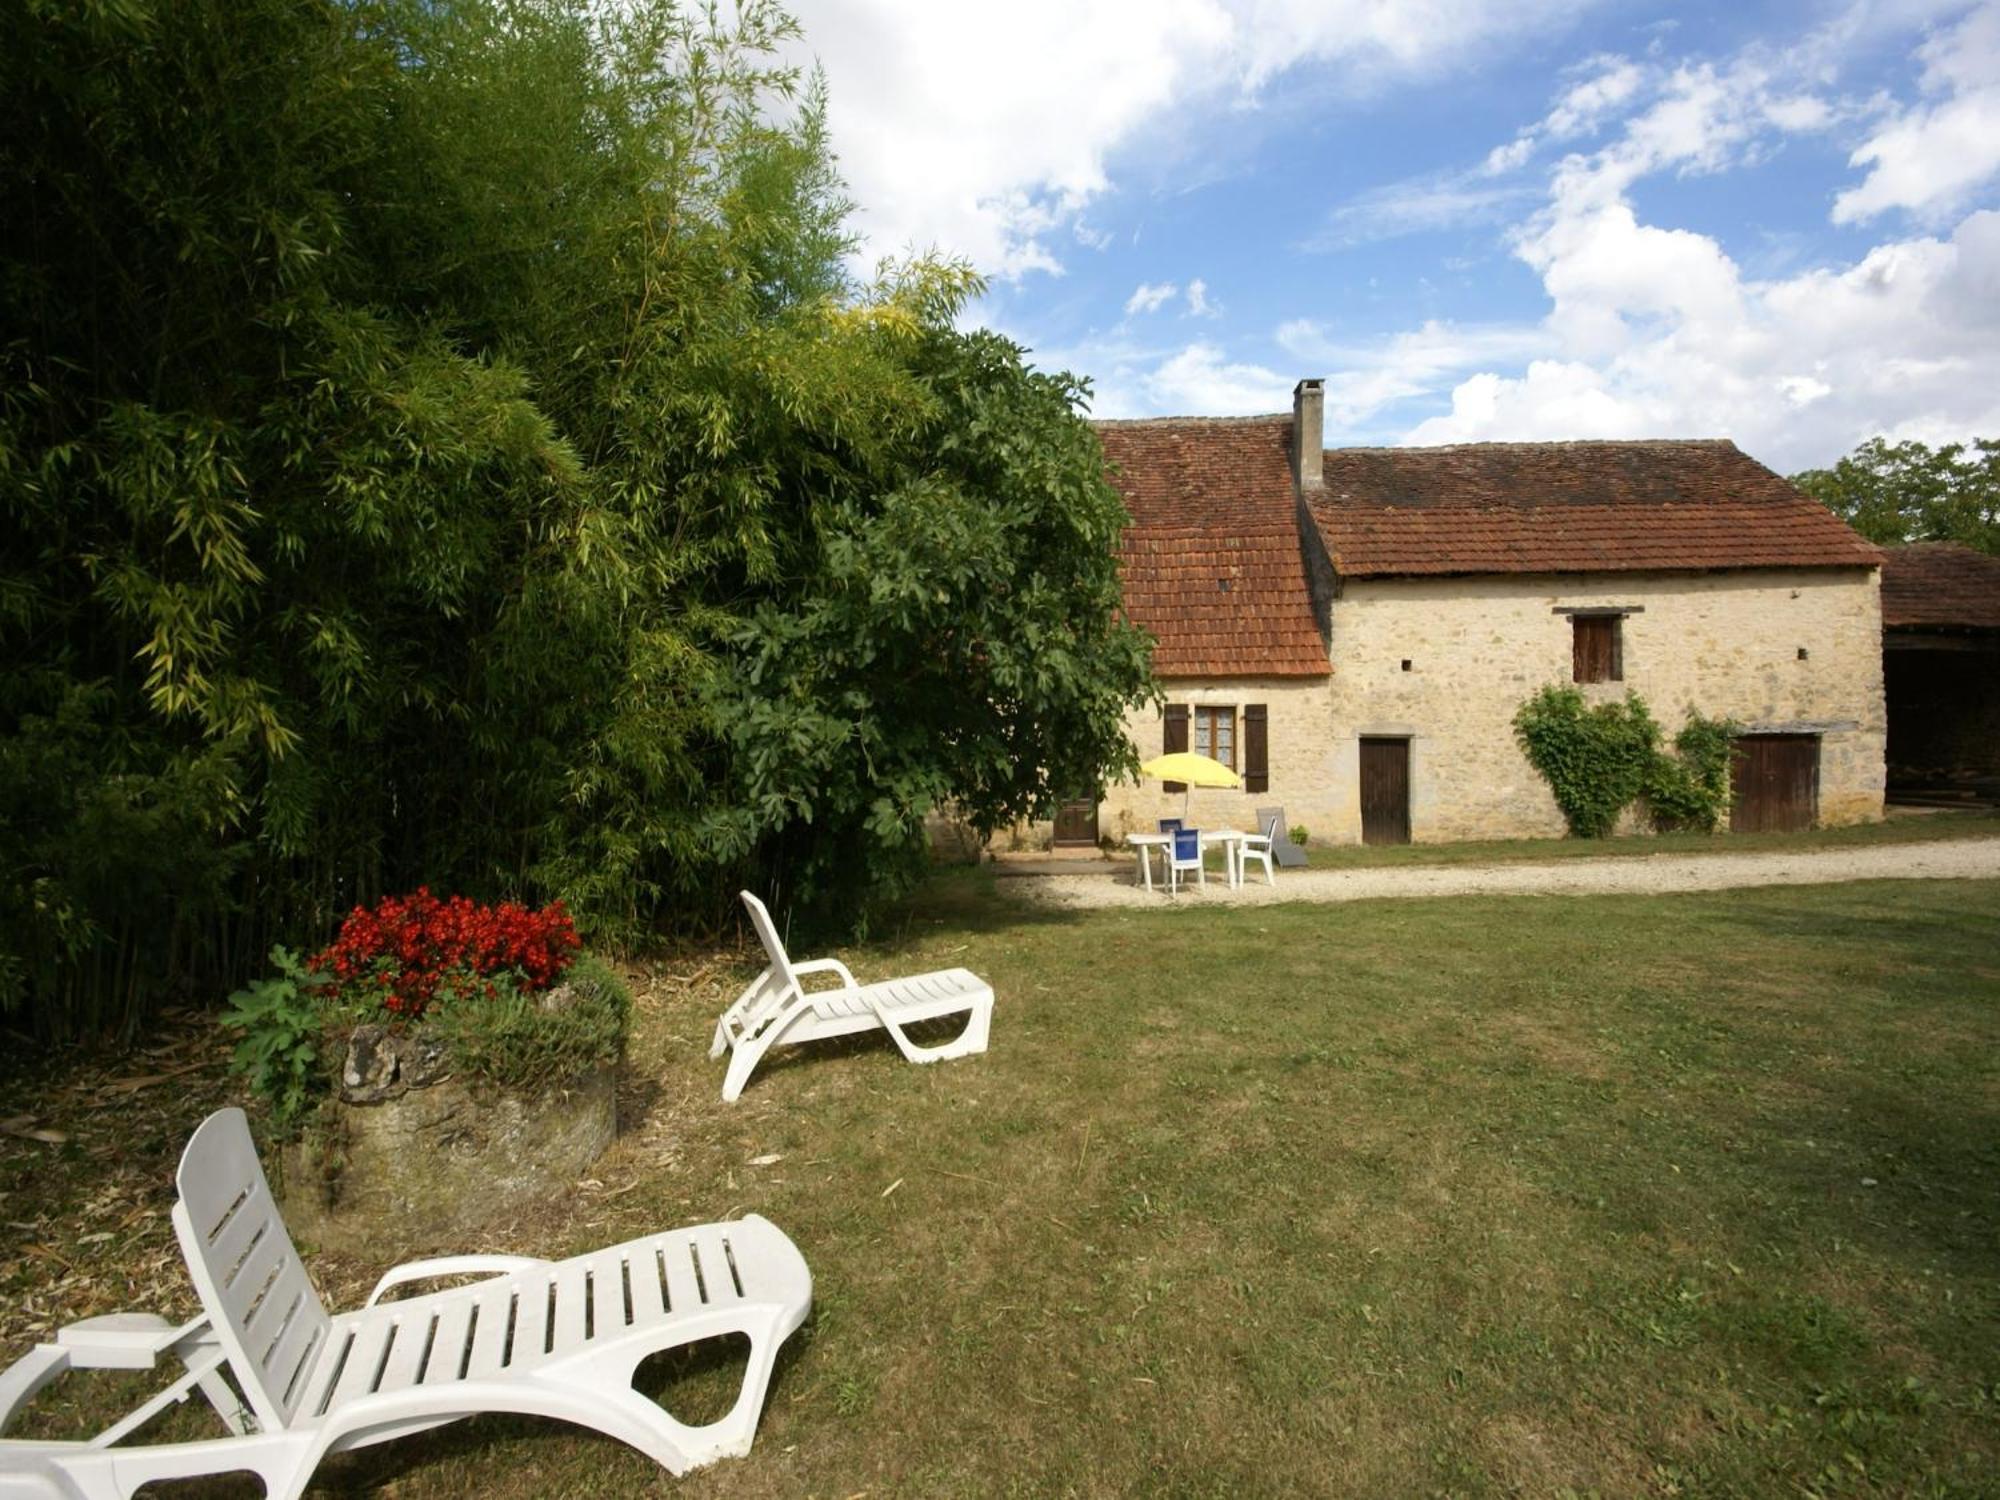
[365,1255,548,1308]
[792,957,858,989]
[56,1314,209,1370]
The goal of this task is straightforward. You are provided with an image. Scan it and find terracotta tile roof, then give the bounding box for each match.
[1306,439,1881,577]
[1881,542,2000,629]
[1099,416,1329,678]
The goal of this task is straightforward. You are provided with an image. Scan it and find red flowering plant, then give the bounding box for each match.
[311,888,582,1018]
[226,889,627,1130]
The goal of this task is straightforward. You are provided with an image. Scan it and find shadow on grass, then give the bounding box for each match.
[276,1329,812,1498]
[729,1009,984,1101]
[875,865,1085,946]
[1753,1072,2000,1274]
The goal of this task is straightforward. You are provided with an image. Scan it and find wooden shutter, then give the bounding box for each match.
[1162,704,1188,792]
[1243,704,1268,793]
[1572,616,1619,683]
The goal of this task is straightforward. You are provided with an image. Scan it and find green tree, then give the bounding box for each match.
[713,313,1155,929]
[1792,437,2000,554]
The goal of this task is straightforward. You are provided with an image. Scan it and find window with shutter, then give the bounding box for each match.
[1162,704,1189,792]
[1243,704,1268,793]
[1572,615,1622,683]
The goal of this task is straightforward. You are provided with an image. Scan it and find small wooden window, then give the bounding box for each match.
[1162,704,1189,792]
[1243,704,1269,793]
[1193,706,1235,770]
[1572,615,1622,683]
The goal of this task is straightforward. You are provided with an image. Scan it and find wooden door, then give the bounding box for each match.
[1053,798,1099,847]
[1730,734,1818,833]
[1359,737,1411,845]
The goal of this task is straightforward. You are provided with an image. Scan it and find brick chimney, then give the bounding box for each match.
[1291,377,1324,493]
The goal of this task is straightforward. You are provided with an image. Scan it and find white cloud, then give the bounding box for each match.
[1779,375,1833,407]
[1278,318,1553,433]
[1074,220,1116,251]
[792,0,1604,277]
[1306,176,1534,248]
[1185,278,1217,317]
[1139,342,1290,415]
[1833,4,2000,224]
[1481,56,1652,178]
[1544,57,1647,136]
[1390,11,2000,468]
[1044,335,1288,418]
[1762,94,1834,131]
[1125,281,1180,316]
[1407,207,2000,469]
[1325,49,1791,251]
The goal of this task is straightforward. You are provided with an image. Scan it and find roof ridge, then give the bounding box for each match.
[1322,437,1740,455]
[1093,413,1290,428]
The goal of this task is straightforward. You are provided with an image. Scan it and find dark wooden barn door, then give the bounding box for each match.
[1730,734,1819,833]
[1359,737,1411,845]
[1053,799,1099,847]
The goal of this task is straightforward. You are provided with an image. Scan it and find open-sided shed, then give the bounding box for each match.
[1880,543,2000,807]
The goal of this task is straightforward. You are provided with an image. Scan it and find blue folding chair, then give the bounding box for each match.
[1167,826,1204,893]
[1158,818,1182,836]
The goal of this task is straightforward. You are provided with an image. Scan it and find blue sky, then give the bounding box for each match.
[792,0,2000,472]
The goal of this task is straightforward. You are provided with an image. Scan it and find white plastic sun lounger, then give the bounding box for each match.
[710,891,993,1103]
[0,1108,810,1499]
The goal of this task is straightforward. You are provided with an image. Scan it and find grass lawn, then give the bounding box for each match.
[4,873,1998,1496]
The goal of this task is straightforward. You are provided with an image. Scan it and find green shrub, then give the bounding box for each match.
[427,954,631,1097]
[1513,687,1662,838]
[223,946,338,1129]
[1644,711,1739,832]
[1515,687,1740,839]
[1290,825,1310,847]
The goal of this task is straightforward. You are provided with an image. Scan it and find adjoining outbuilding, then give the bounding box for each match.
[1878,542,2000,808]
[1067,380,1887,848]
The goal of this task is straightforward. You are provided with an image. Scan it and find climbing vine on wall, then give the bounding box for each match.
[1513,687,1738,838]
[1643,713,1739,833]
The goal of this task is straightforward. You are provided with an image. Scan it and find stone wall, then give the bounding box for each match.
[999,675,1340,849]
[1322,568,1886,841]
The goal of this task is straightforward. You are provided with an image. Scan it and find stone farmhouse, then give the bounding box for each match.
[1048,379,1887,849]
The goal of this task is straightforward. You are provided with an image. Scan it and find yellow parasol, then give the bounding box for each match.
[1138,751,1241,820]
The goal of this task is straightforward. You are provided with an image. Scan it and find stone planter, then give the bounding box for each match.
[280,1023,616,1253]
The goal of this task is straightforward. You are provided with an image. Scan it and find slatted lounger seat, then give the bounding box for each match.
[0,1109,811,1499]
[711,891,994,1102]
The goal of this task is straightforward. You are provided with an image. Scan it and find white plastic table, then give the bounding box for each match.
[1204,829,1247,889]
[1126,832,1170,891]
[1126,830,1247,891]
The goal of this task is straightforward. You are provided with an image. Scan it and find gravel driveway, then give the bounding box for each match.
[1007,837,2000,911]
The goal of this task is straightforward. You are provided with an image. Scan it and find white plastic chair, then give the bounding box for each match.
[710,892,994,1102]
[1166,827,1205,893]
[0,1109,811,1499]
[1239,812,1279,886]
